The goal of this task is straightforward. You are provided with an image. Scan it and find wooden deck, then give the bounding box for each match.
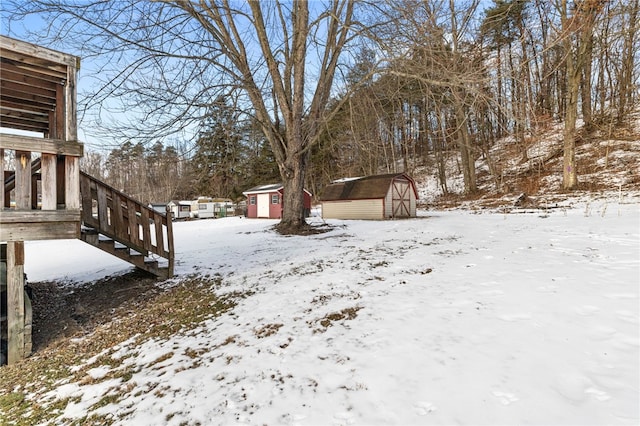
[1,35,174,366]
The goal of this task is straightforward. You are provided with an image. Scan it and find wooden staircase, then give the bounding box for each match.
[5,159,175,279]
[79,172,174,279]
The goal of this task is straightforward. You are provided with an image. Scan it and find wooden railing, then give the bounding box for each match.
[3,157,41,205]
[1,142,83,242]
[79,172,174,277]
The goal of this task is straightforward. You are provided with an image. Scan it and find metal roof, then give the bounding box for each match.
[242,183,284,195]
[242,183,313,197]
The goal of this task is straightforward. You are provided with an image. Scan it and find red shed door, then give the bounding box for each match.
[257,193,270,217]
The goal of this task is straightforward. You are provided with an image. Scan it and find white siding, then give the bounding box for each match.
[196,202,215,218]
[384,187,393,218]
[322,199,384,220]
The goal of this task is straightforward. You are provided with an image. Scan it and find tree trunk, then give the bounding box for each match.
[580,30,593,130]
[496,47,505,134]
[455,100,477,194]
[435,109,449,194]
[562,0,579,190]
[276,133,308,234]
[277,166,307,233]
[618,0,639,124]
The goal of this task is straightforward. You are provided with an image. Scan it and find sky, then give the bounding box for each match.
[0,1,364,154]
[19,193,640,425]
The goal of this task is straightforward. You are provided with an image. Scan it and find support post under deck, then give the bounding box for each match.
[6,241,25,365]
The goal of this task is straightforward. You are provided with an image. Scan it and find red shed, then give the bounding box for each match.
[242,183,313,219]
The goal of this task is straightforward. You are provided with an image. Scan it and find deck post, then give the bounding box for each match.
[0,148,4,208]
[166,205,175,277]
[41,154,57,210]
[6,241,25,365]
[65,156,80,209]
[15,151,31,209]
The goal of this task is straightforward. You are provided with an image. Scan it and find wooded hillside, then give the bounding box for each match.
[7,0,639,205]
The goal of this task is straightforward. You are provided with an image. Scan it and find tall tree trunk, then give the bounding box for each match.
[534,0,552,118]
[580,30,594,130]
[518,20,532,156]
[277,144,307,233]
[562,0,579,190]
[455,99,477,193]
[435,109,449,194]
[496,47,505,134]
[618,0,639,124]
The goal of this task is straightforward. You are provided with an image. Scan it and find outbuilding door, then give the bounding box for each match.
[257,193,270,217]
[391,179,411,217]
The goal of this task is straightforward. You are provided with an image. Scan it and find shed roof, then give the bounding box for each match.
[243,184,312,196]
[320,173,418,201]
[243,183,283,195]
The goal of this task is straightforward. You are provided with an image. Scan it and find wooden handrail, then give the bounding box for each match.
[79,171,174,277]
[3,157,42,192]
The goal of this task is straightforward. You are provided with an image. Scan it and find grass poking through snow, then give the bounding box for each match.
[0,275,245,425]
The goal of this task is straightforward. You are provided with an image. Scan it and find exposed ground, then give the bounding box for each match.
[27,270,163,353]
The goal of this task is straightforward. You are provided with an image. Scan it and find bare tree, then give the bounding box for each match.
[616,0,640,124]
[558,0,605,190]
[374,0,484,194]
[5,0,357,233]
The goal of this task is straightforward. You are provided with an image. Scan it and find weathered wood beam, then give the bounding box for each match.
[65,156,80,209]
[6,241,25,365]
[0,148,4,208]
[0,209,81,222]
[0,116,49,133]
[0,78,57,99]
[14,151,31,209]
[41,153,57,210]
[65,64,77,141]
[55,83,64,140]
[0,35,80,70]
[0,215,81,241]
[1,97,55,114]
[0,58,65,86]
[0,133,83,156]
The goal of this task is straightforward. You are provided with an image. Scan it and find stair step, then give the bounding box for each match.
[97,239,115,249]
[81,226,99,235]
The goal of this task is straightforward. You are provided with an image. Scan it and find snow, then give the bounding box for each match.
[23,197,640,425]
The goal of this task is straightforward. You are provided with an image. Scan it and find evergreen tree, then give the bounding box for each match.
[190,96,244,199]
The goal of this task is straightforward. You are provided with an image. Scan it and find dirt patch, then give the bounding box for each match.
[254,323,283,338]
[309,306,362,333]
[27,269,163,352]
[274,222,334,236]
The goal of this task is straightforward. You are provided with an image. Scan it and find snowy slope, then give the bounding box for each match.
[20,197,640,425]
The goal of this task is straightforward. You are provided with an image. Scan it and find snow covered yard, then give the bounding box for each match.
[15,199,640,425]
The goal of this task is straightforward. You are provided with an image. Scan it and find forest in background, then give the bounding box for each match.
[67,0,640,204]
